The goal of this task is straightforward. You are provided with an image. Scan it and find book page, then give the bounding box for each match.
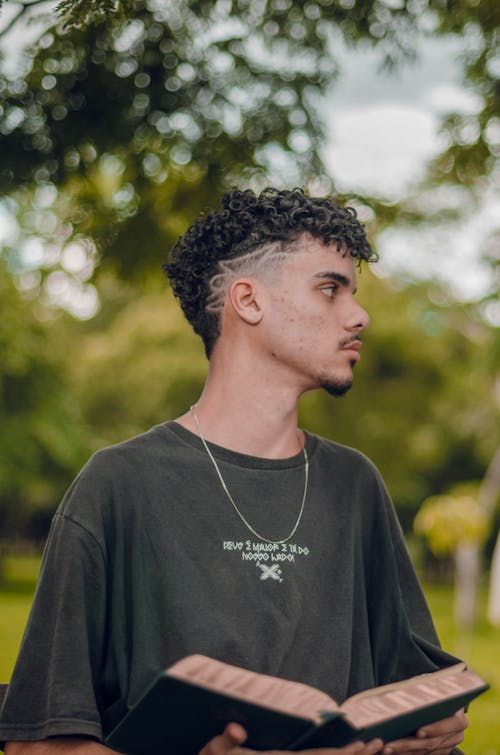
[341,666,484,729]
[168,655,340,722]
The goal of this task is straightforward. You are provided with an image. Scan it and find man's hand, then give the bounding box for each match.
[381,710,468,754]
[199,722,384,755]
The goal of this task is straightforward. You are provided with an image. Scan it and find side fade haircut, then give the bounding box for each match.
[163,187,377,357]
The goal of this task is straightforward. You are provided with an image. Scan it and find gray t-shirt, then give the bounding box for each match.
[0,422,457,748]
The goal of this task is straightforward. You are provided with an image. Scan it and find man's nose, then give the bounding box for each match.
[347,302,370,332]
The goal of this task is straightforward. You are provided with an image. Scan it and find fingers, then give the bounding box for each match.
[198,722,249,755]
[356,739,384,755]
[382,732,465,754]
[345,739,384,755]
[417,710,468,739]
[381,710,468,754]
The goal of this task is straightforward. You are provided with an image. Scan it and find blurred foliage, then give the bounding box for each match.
[0,0,330,282]
[69,277,207,446]
[427,1,500,188]
[0,0,498,288]
[0,262,90,538]
[1,264,498,540]
[414,482,491,556]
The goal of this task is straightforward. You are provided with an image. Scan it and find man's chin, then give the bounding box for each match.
[321,377,353,397]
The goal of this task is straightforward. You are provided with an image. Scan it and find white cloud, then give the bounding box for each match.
[377,189,499,303]
[324,104,442,198]
[424,85,483,115]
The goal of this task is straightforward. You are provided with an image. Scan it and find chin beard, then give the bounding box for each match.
[321,376,353,397]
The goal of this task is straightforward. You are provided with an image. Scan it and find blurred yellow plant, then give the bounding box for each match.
[414,483,491,556]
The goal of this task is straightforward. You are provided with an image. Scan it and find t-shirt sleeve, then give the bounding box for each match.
[0,510,107,745]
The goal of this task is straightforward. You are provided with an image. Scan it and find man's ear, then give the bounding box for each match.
[228,278,264,325]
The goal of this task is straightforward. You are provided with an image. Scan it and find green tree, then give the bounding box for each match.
[70,283,207,446]
[0,264,90,540]
[0,0,497,288]
[428,2,499,188]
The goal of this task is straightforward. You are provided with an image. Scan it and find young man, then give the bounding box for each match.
[0,188,467,755]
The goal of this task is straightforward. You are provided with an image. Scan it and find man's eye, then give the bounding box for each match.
[321,285,338,298]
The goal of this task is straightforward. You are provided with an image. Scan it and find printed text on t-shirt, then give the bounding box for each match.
[222,540,310,582]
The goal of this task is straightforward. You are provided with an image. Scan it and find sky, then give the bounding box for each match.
[325,36,465,197]
[322,37,498,313]
[0,6,498,320]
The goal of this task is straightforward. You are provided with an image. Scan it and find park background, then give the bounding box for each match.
[0,0,498,752]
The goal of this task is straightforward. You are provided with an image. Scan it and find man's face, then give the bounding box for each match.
[260,237,370,397]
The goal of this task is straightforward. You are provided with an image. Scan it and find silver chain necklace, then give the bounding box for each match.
[190,405,309,545]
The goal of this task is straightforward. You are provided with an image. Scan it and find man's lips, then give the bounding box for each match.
[340,338,362,352]
[340,338,362,362]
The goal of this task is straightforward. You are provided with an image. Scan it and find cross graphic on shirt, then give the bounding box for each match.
[257,563,283,582]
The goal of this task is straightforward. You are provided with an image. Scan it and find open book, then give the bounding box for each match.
[105,654,488,754]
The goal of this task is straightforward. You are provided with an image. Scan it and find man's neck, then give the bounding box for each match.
[176,358,304,459]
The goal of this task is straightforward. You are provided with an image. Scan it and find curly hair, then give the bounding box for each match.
[163,187,377,357]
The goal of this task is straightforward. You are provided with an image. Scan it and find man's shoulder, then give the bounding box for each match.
[88,421,177,468]
[309,433,390,501]
[310,432,379,473]
[60,422,180,502]
[56,422,181,524]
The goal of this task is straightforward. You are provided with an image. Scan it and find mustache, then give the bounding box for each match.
[338,336,362,348]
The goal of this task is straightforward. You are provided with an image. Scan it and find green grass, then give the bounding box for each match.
[1,556,499,752]
[424,582,500,755]
[0,555,41,683]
